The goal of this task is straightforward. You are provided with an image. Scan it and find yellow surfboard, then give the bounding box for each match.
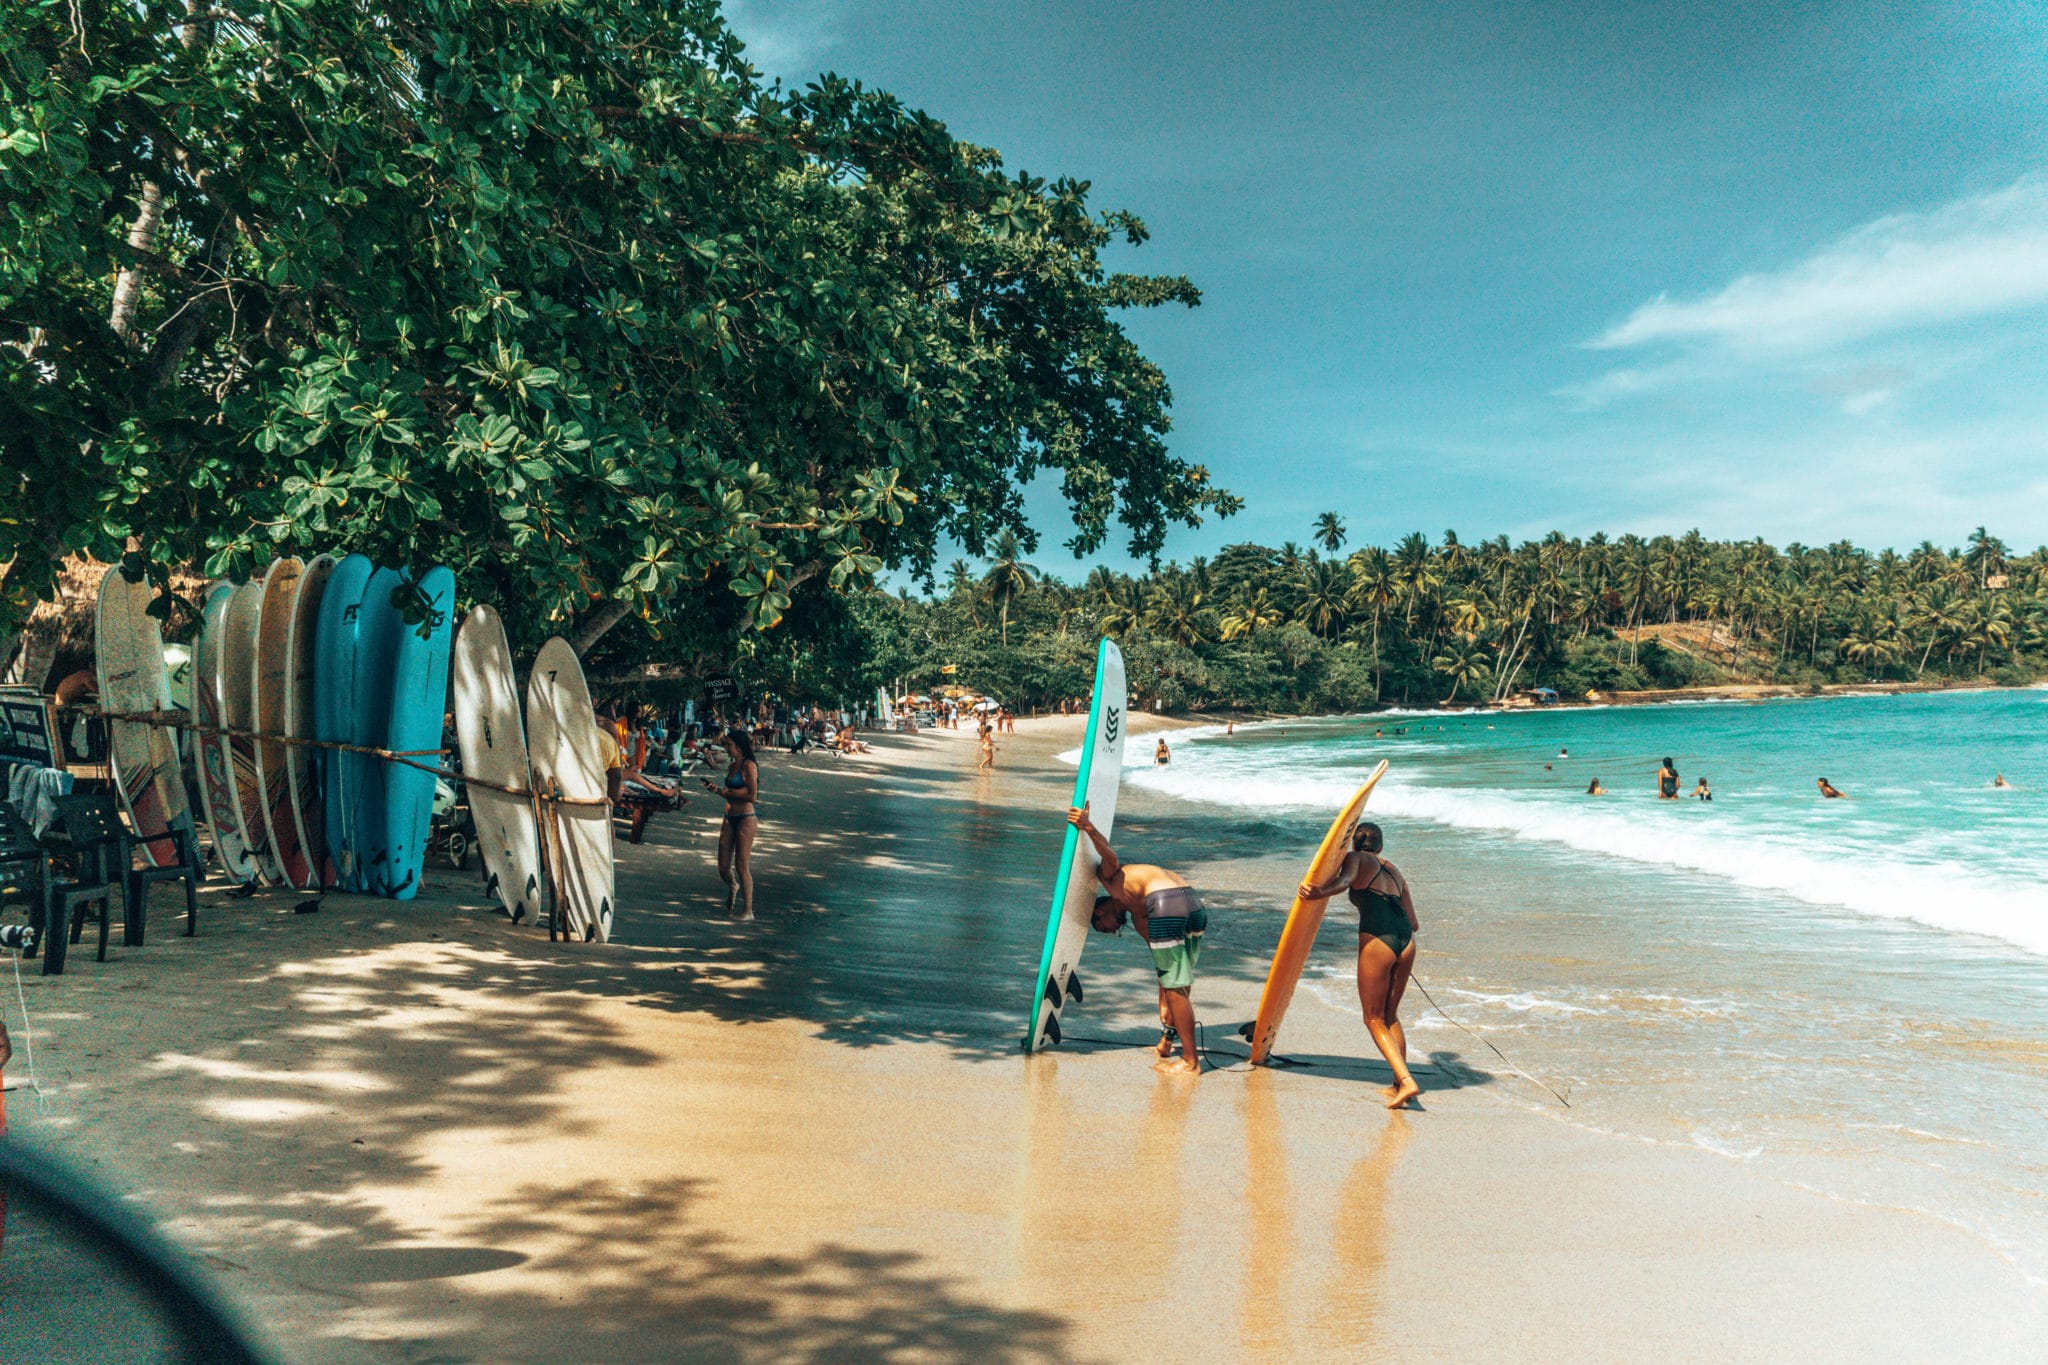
[1247,760,1390,1065]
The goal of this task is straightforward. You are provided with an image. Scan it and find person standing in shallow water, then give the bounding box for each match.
[1657,757,1680,800]
[1069,802,1206,1076]
[699,727,759,920]
[1300,821,1422,1109]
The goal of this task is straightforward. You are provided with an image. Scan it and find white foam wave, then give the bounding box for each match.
[1124,755,2048,958]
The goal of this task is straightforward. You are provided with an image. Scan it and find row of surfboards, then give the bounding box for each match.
[1027,638,1388,1061]
[95,563,615,940]
[96,556,455,900]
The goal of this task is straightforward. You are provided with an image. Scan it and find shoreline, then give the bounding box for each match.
[1118,672,2032,723]
[3,721,2043,1360]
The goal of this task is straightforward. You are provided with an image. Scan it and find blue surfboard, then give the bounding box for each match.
[379,566,454,900]
[315,555,374,890]
[351,567,404,894]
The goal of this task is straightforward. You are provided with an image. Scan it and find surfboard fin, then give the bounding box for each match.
[1042,975,1063,1009]
[1044,1014,1062,1046]
[1067,972,1083,1004]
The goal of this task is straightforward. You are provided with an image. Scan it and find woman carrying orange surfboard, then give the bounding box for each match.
[1300,822,1423,1109]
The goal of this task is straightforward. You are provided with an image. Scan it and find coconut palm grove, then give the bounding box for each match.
[824,524,2048,714]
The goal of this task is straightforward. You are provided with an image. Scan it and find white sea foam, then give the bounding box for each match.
[1124,748,2048,958]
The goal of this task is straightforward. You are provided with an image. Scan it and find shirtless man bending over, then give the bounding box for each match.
[1069,803,1206,1076]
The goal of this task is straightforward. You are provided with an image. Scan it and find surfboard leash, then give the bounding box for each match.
[9,949,49,1116]
[1411,977,1571,1109]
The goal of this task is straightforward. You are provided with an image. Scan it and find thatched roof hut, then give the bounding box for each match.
[2,555,209,693]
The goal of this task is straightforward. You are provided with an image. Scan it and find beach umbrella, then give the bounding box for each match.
[973,698,1001,712]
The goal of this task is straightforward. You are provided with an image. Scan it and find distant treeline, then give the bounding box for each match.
[778,524,2048,713]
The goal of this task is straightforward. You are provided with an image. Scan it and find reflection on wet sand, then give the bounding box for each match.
[1316,1111,1411,1350]
[1242,1069,1412,1360]
[1241,1069,1296,1359]
[1016,1055,1197,1327]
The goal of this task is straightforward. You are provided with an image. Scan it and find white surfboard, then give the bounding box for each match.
[1026,637,1127,1051]
[253,557,312,889]
[454,606,547,924]
[223,579,283,883]
[525,637,613,942]
[283,554,334,888]
[95,565,192,867]
[195,583,259,884]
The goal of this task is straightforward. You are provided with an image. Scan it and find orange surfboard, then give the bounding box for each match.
[1247,760,1389,1065]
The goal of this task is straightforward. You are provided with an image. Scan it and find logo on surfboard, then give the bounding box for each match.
[1103,705,1121,743]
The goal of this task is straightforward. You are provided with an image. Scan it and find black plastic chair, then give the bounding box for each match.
[0,800,47,952]
[127,820,201,942]
[45,793,129,974]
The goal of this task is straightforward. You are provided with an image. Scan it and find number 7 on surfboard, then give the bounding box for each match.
[1026,637,1127,1052]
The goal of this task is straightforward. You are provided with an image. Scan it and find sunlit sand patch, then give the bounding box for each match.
[206,1096,331,1122]
[150,1054,392,1092]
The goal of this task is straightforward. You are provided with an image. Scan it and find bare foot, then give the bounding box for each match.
[1384,1077,1420,1109]
[736,908,755,922]
[1380,1084,1401,1100]
[1153,1057,1200,1076]
[1156,1032,1176,1059]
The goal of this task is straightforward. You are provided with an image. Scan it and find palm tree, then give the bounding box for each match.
[980,531,1040,646]
[1312,512,1347,555]
[1294,558,1349,637]
[1219,588,1283,641]
[1144,573,1216,646]
[1432,641,1492,701]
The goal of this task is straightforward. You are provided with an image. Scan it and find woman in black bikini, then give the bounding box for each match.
[700,727,759,921]
[1300,821,1421,1109]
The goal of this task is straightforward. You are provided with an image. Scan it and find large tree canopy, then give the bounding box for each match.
[0,0,1235,662]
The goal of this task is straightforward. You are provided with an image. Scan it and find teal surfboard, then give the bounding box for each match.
[1026,638,1127,1051]
[350,567,404,894]
[378,566,454,900]
[315,555,373,890]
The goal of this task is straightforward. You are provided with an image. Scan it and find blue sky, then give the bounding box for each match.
[727,1,2048,572]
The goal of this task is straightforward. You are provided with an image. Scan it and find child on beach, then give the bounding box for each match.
[1068,803,1205,1076]
[1300,821,1422,1109]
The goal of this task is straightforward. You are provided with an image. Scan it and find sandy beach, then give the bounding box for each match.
[4,717,2044,1363]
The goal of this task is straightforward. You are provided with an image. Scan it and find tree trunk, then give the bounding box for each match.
[569,600,633,657]
[108,182,167,344]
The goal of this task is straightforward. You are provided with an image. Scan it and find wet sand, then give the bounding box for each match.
[3,717,2045,1361]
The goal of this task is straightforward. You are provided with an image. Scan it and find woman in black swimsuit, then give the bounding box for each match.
[1657,757,1680,800]
[699,726,759,921]
[1300,821,1422,1109]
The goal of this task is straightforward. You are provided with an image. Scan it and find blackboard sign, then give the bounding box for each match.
[704,676,738,703]
[0,685,59,769]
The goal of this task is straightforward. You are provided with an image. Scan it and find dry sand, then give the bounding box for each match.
[3,716,2044,1362]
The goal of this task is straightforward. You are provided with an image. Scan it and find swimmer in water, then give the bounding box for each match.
[1992,773,2011,789]
[1657,757,1680,800]
[1693,777,1712,801]
[1586,778,1608,795]
[1817,777,1846,799]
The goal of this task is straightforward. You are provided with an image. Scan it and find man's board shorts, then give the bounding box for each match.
[1143,887,1207,991]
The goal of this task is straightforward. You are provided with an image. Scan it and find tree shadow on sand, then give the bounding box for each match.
[12,913,1083,1363]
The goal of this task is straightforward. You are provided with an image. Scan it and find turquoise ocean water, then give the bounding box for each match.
[1113,688,2048,1285]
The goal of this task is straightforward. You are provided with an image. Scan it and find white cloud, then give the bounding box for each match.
[1588,172,2048,353]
